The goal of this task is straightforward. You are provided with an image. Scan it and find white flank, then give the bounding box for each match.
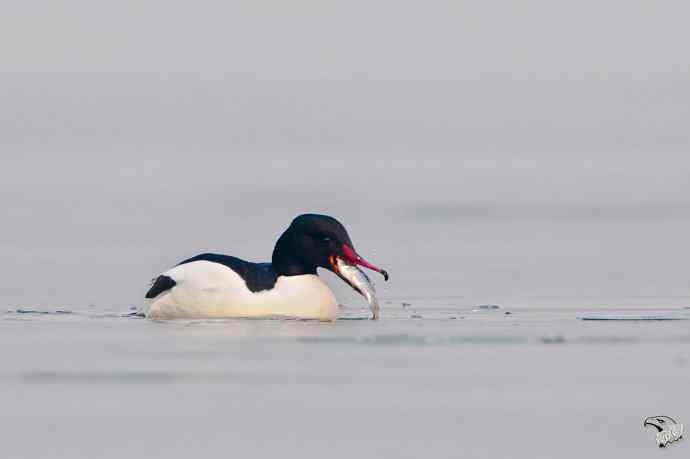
[139,260,337,321]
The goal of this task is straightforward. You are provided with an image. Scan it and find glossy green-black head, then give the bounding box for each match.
[271,214,388,281]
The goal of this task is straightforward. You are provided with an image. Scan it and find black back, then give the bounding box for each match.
[179,253,279,292]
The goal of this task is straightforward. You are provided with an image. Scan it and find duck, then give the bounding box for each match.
[139,214,389,320]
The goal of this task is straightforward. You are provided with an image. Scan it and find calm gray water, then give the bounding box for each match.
[2,297,689,458]
[2,189,690,457]
[4,1,690,456]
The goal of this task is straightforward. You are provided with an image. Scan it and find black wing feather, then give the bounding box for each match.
[178,253,278,292]
[145,275,177,299]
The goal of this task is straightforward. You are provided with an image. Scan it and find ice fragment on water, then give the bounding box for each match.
[577,315,689,321]
[540,335,566,344]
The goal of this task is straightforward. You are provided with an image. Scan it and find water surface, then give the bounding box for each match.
[1,297,688,458]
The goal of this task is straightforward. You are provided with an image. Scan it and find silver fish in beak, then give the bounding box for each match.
[333,257,381,320]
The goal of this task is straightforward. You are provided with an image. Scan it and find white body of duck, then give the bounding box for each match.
[140,260,337,321]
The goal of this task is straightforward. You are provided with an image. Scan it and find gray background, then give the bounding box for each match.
[2,1,689,308]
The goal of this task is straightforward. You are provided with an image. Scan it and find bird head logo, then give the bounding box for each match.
[643,416,684,448]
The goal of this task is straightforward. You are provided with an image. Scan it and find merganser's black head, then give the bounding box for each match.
[272,214,389,282]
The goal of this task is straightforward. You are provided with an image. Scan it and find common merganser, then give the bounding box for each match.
[139,214,388,320]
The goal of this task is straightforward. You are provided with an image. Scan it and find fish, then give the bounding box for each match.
[335,257,381,320]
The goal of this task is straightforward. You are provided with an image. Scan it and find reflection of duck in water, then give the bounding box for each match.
[139,214,388,320]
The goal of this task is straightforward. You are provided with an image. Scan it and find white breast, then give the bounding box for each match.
[140,260,337,321]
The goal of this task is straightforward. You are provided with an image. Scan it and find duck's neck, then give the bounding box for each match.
[271,228,317,277]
